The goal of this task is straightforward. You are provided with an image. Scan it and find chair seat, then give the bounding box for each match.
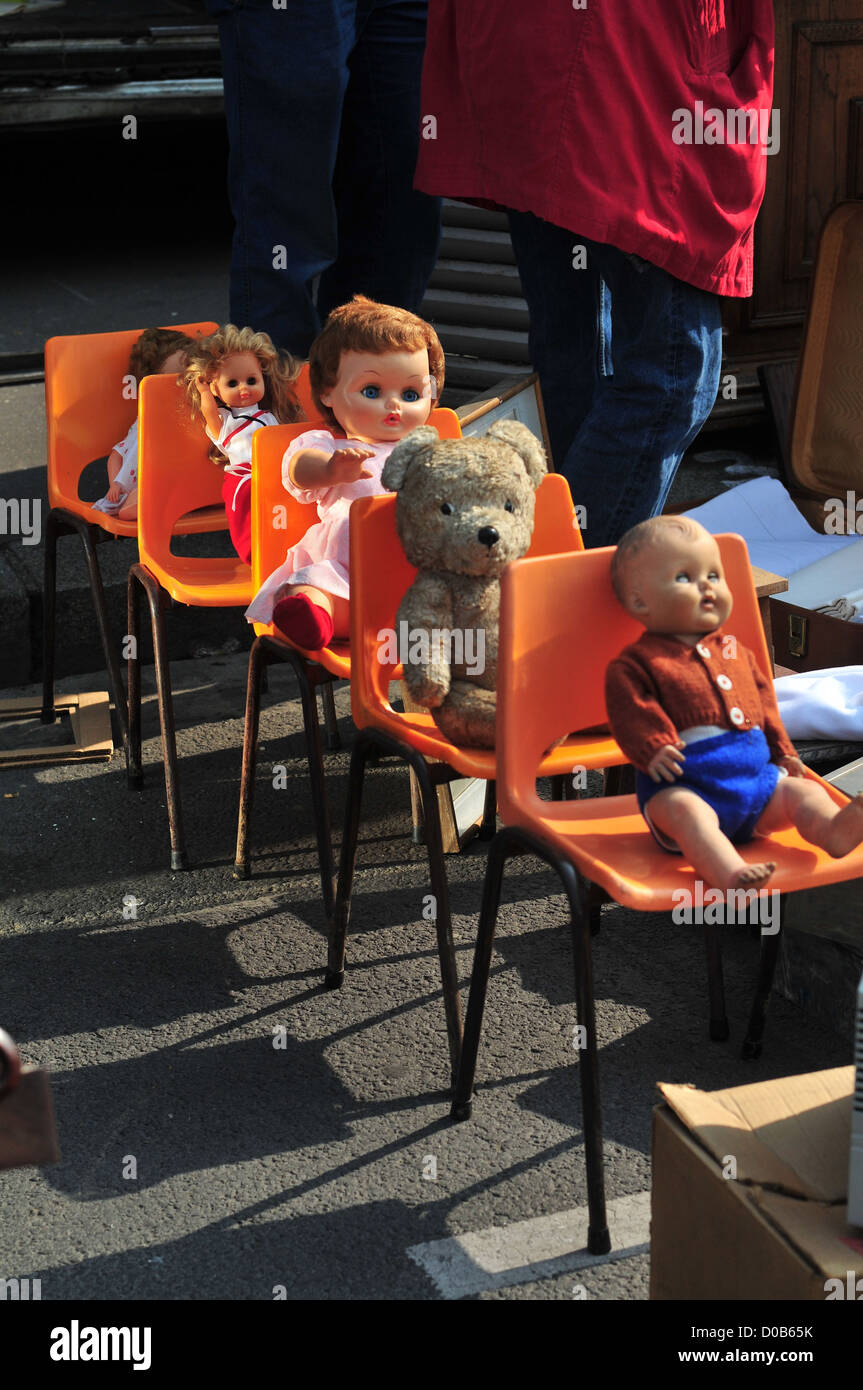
[53,498,229,539]
[144,554,253,607]
[359,703,625,781]
[506,784,863,910]
[253,624,351,680]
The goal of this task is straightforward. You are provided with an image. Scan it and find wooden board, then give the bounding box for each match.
[0,691,114,766]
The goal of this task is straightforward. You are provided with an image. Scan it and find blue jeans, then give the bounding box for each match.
[507,211,723,548]
[206,0,442,355]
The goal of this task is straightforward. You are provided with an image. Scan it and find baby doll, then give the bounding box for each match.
[185,325,302,564]
[245,295,445,650]
[605,515,863,891]
[92,327,193,521]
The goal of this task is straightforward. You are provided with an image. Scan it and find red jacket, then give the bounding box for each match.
[415,1,774,296]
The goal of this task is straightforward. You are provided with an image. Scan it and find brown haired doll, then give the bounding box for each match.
[92,327,193,521]
[185,325,302,564]
[245,295,445,650]
[605,515,863,891]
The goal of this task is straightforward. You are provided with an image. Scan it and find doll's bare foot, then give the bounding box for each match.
[821,794,863,858]
[272,594,334,650]
[731,862,776,890]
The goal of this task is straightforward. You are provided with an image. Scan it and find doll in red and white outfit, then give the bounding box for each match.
[245,296,444,650]
[605,516,863,890]
[185,325,302,564]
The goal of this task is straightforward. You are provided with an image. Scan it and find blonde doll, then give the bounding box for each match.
[92,327,194,521]
[185,325,302,563]
[245,295,445,649]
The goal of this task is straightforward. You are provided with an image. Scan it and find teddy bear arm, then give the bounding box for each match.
[398,576,455,708]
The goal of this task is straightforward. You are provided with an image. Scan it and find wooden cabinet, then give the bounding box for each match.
[721,1,863,424]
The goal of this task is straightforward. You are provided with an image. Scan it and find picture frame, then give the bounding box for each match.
[456,372,553,466]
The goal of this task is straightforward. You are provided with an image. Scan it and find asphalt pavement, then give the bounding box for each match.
[0,648,851,1301]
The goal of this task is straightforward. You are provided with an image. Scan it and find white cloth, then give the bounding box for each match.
[91,420,137,514]
[207,406,279,474]
[245,429,395,622]
[683,477,858,577]
[773,667,863,742]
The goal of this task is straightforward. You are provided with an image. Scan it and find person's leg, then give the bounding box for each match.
[210,0,358,355]
[316,0,441,320]
[561,245,722,548]
[648,786,776,890]
[506,210,601,473]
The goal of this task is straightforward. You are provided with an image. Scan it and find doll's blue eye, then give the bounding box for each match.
[361,385,380,399]
[402,389,419,402]
[675,572,690,583]
[441,502,454,515]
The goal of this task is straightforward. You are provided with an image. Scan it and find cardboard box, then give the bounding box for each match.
[650,1066,863,1300]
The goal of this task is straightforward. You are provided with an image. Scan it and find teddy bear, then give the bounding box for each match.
[380,418,547,747]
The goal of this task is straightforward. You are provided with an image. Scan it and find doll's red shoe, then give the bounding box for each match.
[272,594,334,650]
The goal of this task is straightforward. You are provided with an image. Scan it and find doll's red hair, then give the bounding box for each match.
[310,295,445,430]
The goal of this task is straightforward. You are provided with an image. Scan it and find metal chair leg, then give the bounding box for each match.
[292,658,335,918]
[327,731,372,988]
[321,678,341,751]
[451,827,513,1120]
[78,522,129,751]
[741,895,785,1060]
[233,636,268,880]
[704,918,729,1041]
[40,510,61,724]
[478,778,497,839]
[126,568,144,790]
[561,860,610,1256]
[140,570,187,871]
[411,752,464,1086]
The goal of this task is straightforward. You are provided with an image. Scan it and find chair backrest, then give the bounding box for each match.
[137,373,236,572]
[790,200,863,502]
[44,322,217,511]
[495,534,771,821]
[349,465,584,727]
[293,361,316,421]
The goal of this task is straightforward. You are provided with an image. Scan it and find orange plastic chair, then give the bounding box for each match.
[235,408,462,909]
[327,476,623,1084]
[451,536,863,1255]
[126,373,255,868]
[42,323,220,742]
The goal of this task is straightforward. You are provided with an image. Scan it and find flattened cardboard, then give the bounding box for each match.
[651,1066,857,1301]
[0,691,113,767]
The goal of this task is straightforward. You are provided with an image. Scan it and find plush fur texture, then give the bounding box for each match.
[382,419,547,747]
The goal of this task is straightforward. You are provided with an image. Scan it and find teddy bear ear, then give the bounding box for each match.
[381,425,440,492]
[486,419,547,489]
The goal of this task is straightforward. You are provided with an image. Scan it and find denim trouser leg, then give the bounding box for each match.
[212,0,441,357]
[507,211,723,548]
[317,2,442,322]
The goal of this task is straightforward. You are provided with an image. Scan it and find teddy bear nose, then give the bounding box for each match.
[477,526,499,548]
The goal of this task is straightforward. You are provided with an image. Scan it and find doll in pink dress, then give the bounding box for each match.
[185,325,302,563]
[92,327,195,521]
[245,296,446,649]
[605,515,863,891]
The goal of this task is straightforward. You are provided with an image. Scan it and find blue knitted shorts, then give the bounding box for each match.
[636,728,783,854]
